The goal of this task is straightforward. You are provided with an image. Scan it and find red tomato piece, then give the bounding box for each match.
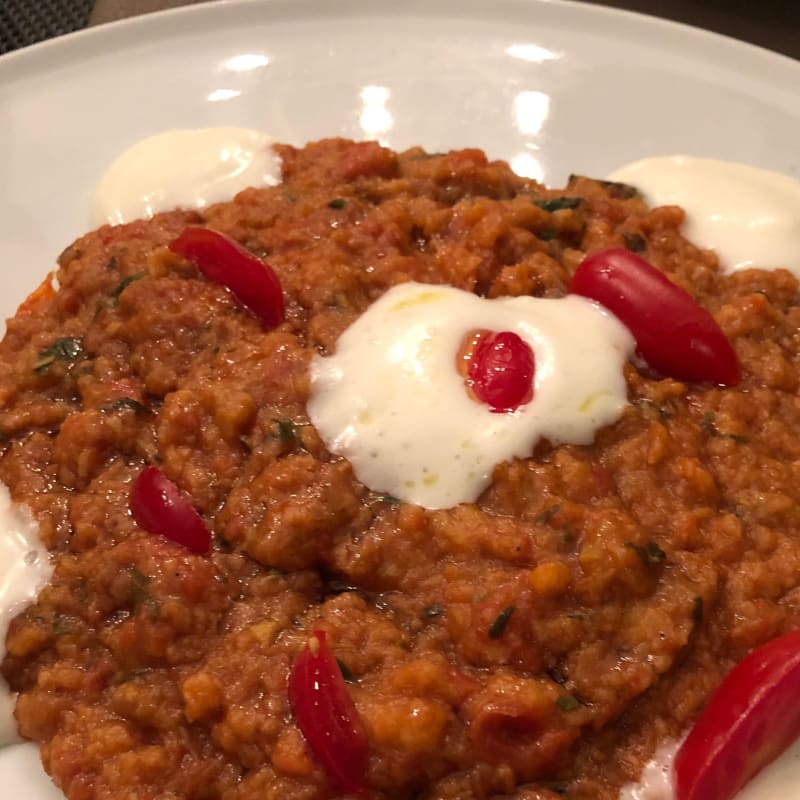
[568,247,740,386]
[467,330,535,413]
[129,466,211,555]
[168,226,284,329]
[675,630,800,800]
[288,630,369,794]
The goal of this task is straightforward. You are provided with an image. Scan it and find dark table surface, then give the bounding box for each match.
[2,0,799,61]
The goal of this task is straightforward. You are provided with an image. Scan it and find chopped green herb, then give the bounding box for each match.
[110,272,145,303]
[327,197,348,209]
[488,606,515,639]
[702,409,748,443]
[115,668,149,684]
[422,603,443,619]
[130,567,159,617]
[692,596,704,625]
[623,232,647,253]
[52,615,73,635]
[378,494,401,505]
[557,694,580,712]
[701,411,718,435]
[99,397,152,415]
[74,579,89,604]
[637,397,673,422]
[272,418,302,446]
[412,151,446,160]
[336,658,357,684]
[536,503,561,525]
[567,174,641,200]
[540,781,569,795]
[560,528,577,548]
[106,255,118,271]
[34,337,83,373]
[598,178,640,199]
[534,197,583,213]
[247,245,270,259]
[626,540,667,566]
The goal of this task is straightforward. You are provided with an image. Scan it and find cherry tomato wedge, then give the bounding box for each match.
[288,630,369,794]
[467,330,535,413]
[129,466,211,555]
[568,247,740,386]
[675,630,800,800]
[168,227,284,329]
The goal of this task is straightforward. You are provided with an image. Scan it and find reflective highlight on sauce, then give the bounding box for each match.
[92,127,281,226]
[607,156,800,277]
[308,282,634,510]
[0,485,52,746]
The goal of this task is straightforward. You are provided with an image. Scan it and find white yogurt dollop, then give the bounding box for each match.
[0,484,52,746]
[91,127,282,226]
[308,282,634,510]
[607,156,800,277]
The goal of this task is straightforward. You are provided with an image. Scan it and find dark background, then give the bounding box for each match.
[1,0,798,60]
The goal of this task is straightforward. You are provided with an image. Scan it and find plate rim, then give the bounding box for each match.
[2,0,799,88]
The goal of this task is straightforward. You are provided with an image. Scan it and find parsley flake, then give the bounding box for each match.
[488,606,515,639]
[536,503,561,525]
[99,397,152,415]
[336,658,357,684]
[692,596,704,625]
[626,540,667,566]
[34,337,83,374]
[534,197,583,213]
[130,567,159,617]
[110,272,145,303]
[557,694,580,712]
[272,418,303,446]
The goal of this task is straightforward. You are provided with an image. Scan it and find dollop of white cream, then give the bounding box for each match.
[308,282,634,510]
[0,484,52,746]
[92,127,282,226]
[607,156,800,277]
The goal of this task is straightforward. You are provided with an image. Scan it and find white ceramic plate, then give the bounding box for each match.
[0,0,799,796]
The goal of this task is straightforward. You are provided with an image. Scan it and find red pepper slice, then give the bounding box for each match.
[675,630,800,800]
[168,227,284,329]
[568,247,740,386]
[288,630,369,794]
[467,330,535,413]
[129,466,211,555]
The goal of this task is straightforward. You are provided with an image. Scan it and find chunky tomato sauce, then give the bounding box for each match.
[2,139,800,800]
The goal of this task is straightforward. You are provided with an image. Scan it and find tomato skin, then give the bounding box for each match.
[168,227,284,329]
[129,466,211,555]
[675,630,800,800]
[288,630,369,794]
[568,247,740,386]
[467,330,535,413]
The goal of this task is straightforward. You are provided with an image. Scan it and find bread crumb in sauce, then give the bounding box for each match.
[2,138,800,800]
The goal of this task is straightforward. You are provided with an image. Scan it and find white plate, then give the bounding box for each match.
[0,0,799,796]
